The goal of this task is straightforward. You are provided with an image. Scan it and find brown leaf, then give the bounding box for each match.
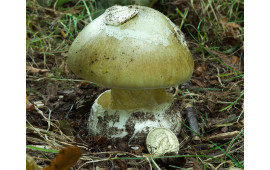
[115,159,127,170]
[209,79,219,85]
[223,35,239,46]
[196,65,206,73]
[217,52,231,65]
[26,65,49,73]
[225,31,233,37]
[226,22,240,29]
[206,49,240,70]
[81,81,90,85]
[193,64,206,77]
[192,158,201,170]
[60,29,67,39]
[190,78,205,88]
[42,146,82,170]
[231,56,240,65]
[223,21,241,46]
[26,94,35,111]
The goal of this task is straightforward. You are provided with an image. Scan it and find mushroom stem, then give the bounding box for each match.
[109,88,173,110]
[90,89,182,142]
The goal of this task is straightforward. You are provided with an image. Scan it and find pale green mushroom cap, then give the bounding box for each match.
[68,5,194,89]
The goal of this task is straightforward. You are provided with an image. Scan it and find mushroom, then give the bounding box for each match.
[68,5,194,144]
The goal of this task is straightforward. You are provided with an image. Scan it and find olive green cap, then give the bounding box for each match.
[68,5,193,89]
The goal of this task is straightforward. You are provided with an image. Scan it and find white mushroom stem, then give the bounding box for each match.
[88,89,182,143]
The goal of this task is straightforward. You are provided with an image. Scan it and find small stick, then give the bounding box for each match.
[205,131,240,141]
[185,103,200,141]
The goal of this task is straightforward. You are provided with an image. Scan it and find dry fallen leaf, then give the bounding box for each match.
[196,65,206,73]
[193,64,206,77]
[42,146,82,170]
[231,55,240,65]
[26,93,35,111]
[206,48,241,71]
[190,78,205,88]
[209,79,219,85]
[192,158,201,170]
[225,22,240,29]
[220,18,241,46]
[60,29,67,39]
[81,81,90,85]
[115,159,127,169]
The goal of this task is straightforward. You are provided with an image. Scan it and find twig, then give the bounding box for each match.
[205,131,240,141]
[185,103,200,141]
[77,160,94,170]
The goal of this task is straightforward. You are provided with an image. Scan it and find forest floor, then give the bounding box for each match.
[26,0,244,169]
